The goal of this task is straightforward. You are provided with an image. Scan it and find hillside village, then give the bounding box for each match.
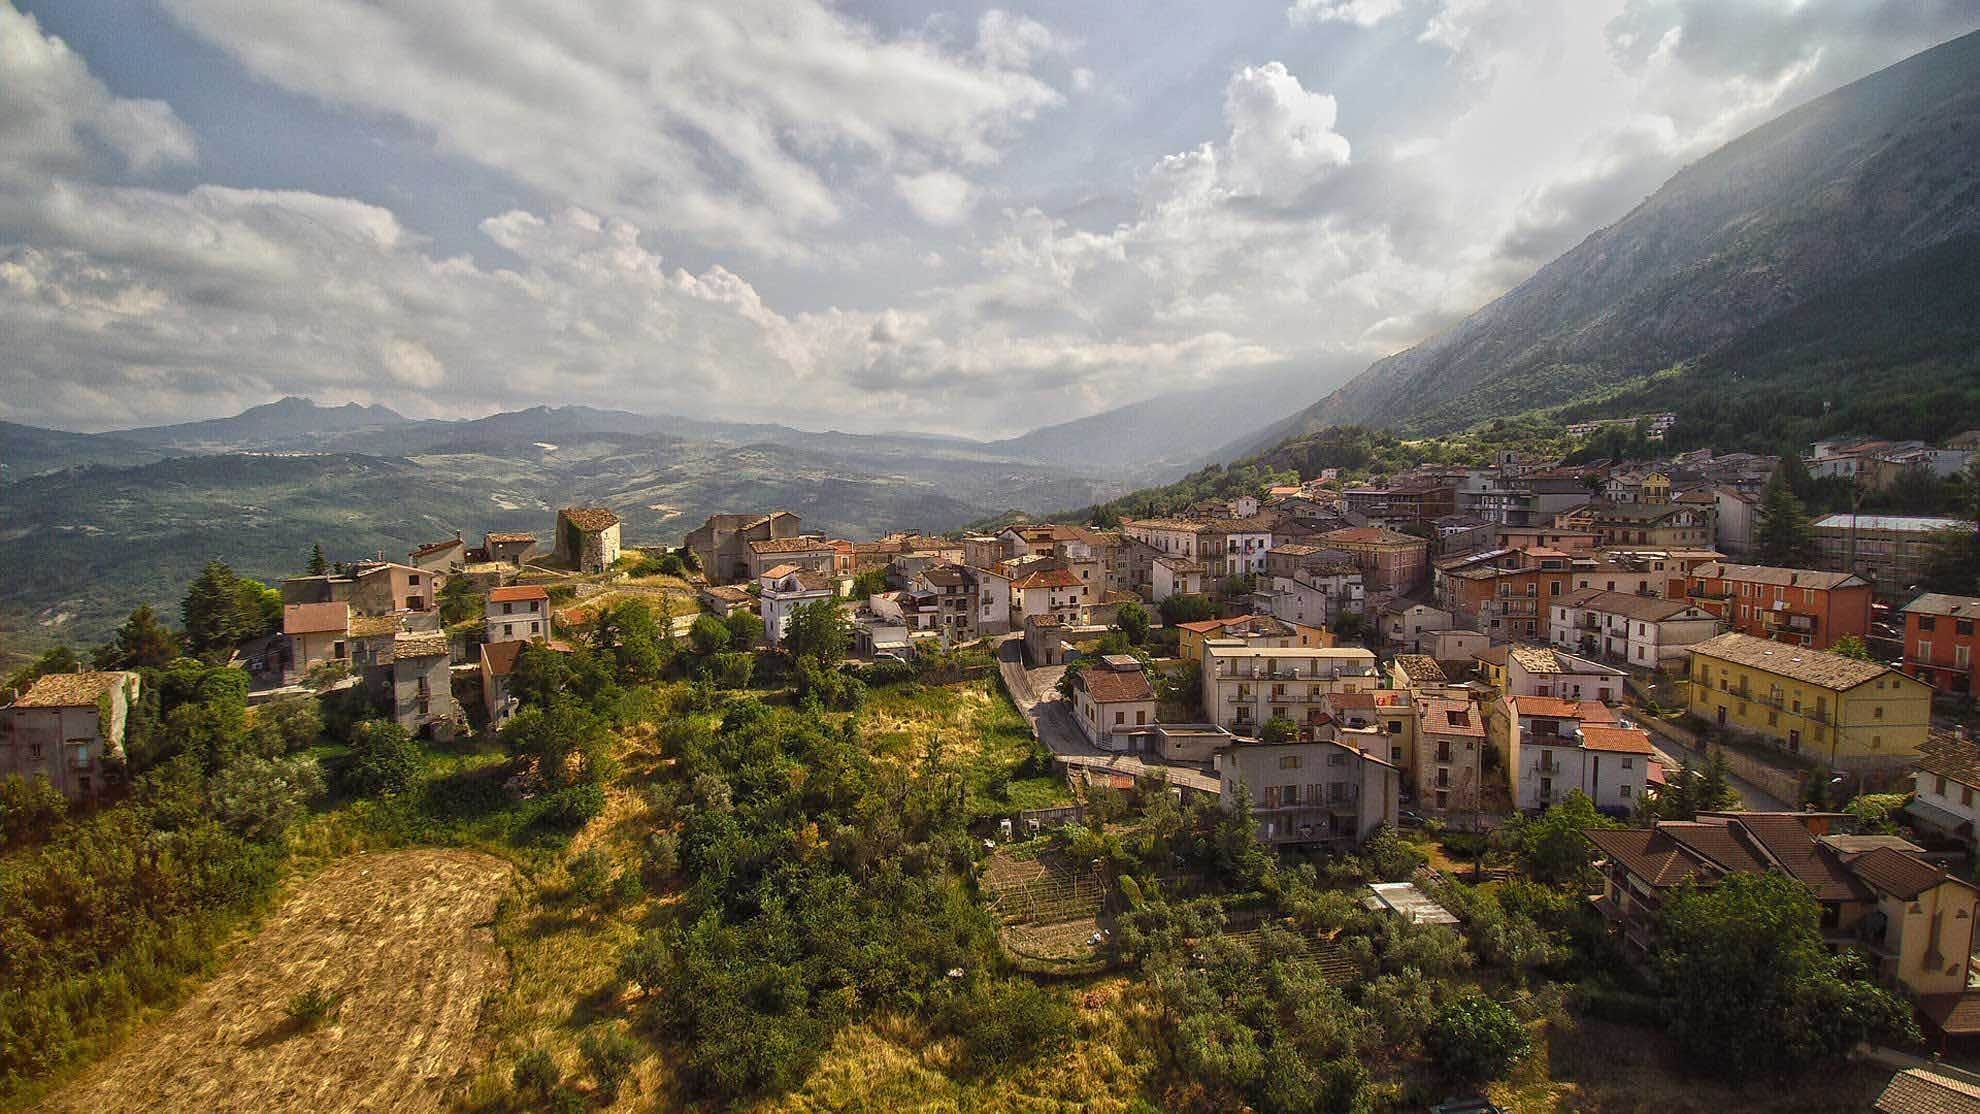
[5,422,1980,1112]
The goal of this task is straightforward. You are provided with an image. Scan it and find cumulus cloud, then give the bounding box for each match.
[157,0,1065,256]
[1288,0,1408,28]
[895,171,976,225]
[5,0,1978,438]
[0,3,196,182]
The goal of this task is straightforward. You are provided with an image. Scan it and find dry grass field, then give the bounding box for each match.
[43,849,518,1114]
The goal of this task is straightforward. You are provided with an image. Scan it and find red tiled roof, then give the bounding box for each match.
[1080,665,1155,703]
[1877,1065,1980,1111]
[488,585,549,602]
[1420,697,1484,737]
[1579,725,1655,755]
[1918,994,1980,1038]
[1013,568,1082,590]
[1729,814,1872,902]
[485,531,536,544]
[1577,701,1618,724]
[1583,827,1714,888]
[1510,695,1583,719]
[410,537,464,559]
[480,639,528,677]
[283,602,349,635]
[1847,845,1953,901]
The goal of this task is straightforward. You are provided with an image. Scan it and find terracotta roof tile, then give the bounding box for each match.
[13,671,134,708]
[485,531,536,544]
[488,585,549,603]
[1693,562,1867,590]
[283,602,350,635]
[1847,845,1953,901]
[1510,695,1583,719]
[1080,664,1155,703]
[1877,1066,1980,1112]
[393,631,450,658]
[1579,725,1655,754]
[1691,631,1896,691]
[1013,568,1082,590]
[559,506,620,532]
[749,536,835,554]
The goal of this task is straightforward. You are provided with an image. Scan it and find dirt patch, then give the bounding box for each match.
[45,849,519,1114]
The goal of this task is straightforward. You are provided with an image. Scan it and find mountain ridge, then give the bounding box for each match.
[1248,28,1980,444]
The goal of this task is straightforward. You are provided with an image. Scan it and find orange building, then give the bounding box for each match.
[1903,594,1979,697]
[1685,562,1871,650]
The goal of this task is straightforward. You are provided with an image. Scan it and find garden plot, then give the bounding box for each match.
[45,849,518,1114]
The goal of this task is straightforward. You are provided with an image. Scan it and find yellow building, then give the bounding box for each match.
[1686,632,1933,768]
[1641,471,1670,505]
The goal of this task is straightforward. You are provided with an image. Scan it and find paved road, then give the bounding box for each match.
[996,641,1220,794]
[997,640,1101,758]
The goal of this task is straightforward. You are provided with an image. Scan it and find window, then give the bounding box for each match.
[503,601,514,614]
[409,574,420,586]
[1388,720,1403,734]
[1919,615,1938,631]
[1136,710,1147,725]
[1619,784,1632,797]
[1113,711,1124,725]
[1965,786,1974,808]
[1873,705,1883,719]
[28,744,42,760]
[1278,755,1302,770]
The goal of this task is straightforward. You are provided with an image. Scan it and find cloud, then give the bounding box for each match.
[5,0,1978,440]
[1288,0,1408,28]
[895,170,975,225]
[158,0,1066,256]
[0,3,196,182]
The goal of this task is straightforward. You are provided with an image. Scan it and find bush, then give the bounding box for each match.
[341,719,425,797]
[512,1049,560,1103]
[580,1025,642,1102]
[1424,996,1531,1083]
[642,828,680,879]
[210,753,325,839]
[619,929,670,995]
[567,849,614,904]
[942,980,1075,1074]
[0,773,69,849]
[536,780,606,830]
[285,986,345,1031]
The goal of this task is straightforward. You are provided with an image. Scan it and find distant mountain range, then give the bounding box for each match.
[1239,28,1980,452]
[0,385,1322,651]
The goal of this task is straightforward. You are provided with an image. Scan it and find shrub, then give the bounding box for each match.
[210,753,325,839]
[642,828,680,879]
[1424,996,1531,1083]
[567,849,614,904]
[341,719,425,797]
[942,980,1075,1073]
[0,774,69,849]
[619,929,670,995]
[536,780,606,830]
[285,986,344,1031]
[512,1049,560,1103]
[580,1025,643,1102]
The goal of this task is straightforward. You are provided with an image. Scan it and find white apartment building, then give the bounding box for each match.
[1200,642,1380,737]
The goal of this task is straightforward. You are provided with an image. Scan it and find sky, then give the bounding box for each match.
[3,1,1976,437]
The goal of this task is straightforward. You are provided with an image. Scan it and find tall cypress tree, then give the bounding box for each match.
[1754,472,1813,566]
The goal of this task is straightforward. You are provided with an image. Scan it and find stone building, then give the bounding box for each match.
[555,507,622,573]
[684,510,801,583]
[1,671,140,800]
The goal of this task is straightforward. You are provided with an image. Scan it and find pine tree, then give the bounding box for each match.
[307,543,329,576]
[105,605,181,669]
[1754,472,1813,566]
